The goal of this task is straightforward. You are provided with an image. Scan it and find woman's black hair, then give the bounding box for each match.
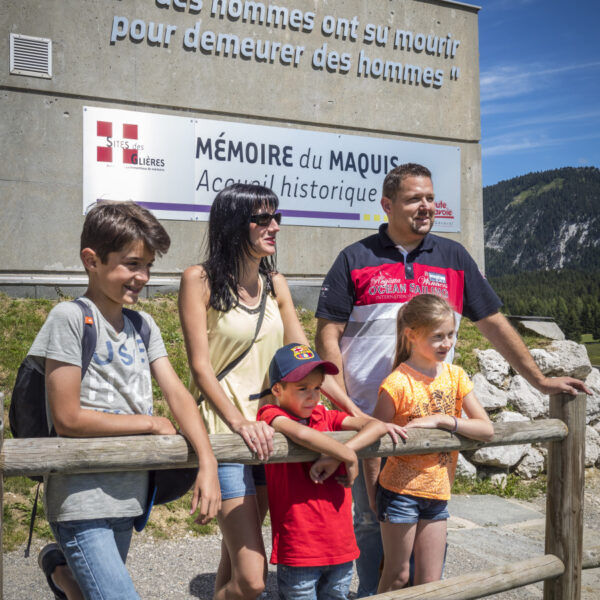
[203,183,279,312]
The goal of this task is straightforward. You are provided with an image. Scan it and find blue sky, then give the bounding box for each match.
[478,0,600,186]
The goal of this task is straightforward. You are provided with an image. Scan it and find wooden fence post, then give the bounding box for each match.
[544,392,586,600]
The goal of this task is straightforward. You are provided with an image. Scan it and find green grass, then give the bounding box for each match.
[143,492,218,539]
[585,344,600,365]
[453,319,493,375]
[452,473,547,500]
[296,305,317,347]
[453,317,549,377]
[580,334,600,365]
[0,294,56,396]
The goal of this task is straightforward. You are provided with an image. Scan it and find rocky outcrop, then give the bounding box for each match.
[470,411,530,469]
[585,426,600,467]
[456,343,599,481]
[475,349,511,388]
[472,373,508,410]
[585,368,600,425]
[515,447,545,480]
[543,341,592,380]
[507,376,547,418]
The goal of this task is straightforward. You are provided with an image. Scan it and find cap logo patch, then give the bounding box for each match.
[292,345,314,360]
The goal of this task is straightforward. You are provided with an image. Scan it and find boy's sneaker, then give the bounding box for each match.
[38,543,67,600]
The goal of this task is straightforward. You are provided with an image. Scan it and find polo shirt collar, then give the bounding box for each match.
[377,224,435,257]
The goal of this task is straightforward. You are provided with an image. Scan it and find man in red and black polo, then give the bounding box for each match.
[315,162,589,597]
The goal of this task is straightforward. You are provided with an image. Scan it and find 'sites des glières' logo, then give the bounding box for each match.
[95,121,165,170]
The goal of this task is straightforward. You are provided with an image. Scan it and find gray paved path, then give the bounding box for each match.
[3,494,600,599]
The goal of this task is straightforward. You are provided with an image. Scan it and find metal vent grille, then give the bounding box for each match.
[10,33,52,78]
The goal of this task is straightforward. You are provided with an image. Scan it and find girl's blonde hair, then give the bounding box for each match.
[393,294,456,368]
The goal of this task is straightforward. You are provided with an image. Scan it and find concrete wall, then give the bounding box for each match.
[1,0,483,299]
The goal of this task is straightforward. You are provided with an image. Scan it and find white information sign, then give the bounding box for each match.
[83,106,460,230]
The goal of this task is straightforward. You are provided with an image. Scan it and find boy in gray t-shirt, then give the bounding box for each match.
[30,202,220,600]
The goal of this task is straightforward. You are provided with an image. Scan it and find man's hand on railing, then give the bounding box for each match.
[535,375,591,397]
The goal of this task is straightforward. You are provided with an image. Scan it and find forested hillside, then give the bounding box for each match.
[489,270,600,341]
[483,166,599,276]
[482,167,600,343]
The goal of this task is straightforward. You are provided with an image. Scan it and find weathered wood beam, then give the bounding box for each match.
[0,419,567,478]
[544,392,586,600]
[372,554,564,599]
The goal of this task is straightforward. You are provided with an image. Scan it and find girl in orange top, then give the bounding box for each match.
[364,294,494,592]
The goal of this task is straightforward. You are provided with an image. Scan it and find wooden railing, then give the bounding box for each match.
[1,392,598,599]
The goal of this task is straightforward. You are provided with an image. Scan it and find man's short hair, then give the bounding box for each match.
[382,163,432,200]
[80,201,170,263]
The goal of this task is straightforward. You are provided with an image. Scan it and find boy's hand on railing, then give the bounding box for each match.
[309,452,359,488]
[341,453,359,488]
[191,459,221,524]
[150,416,177,435]
[309,455,342,484]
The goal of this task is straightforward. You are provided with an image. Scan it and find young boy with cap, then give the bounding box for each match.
[257,343,405,600]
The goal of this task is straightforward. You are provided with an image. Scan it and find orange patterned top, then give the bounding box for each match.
[378,362,474,500]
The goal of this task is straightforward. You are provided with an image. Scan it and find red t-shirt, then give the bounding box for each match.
[257,404,360,567]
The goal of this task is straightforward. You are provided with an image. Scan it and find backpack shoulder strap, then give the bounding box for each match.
[22,299,97,558]
[72,299,97,379]
[122,307,151,350]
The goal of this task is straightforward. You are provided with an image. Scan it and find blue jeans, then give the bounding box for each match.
[50,517,140,600]
[352,460,383,597]
[277,561,354,600]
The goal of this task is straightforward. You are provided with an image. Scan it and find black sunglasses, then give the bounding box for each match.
[249,212,282,226]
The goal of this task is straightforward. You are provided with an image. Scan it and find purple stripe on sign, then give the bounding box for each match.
[280,209,360,221]
[112,201,360,221]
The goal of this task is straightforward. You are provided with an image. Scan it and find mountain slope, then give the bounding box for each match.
[483,167,600,276]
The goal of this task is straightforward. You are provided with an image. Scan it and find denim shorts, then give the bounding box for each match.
[218,462,267,500]
[376,486,449,524]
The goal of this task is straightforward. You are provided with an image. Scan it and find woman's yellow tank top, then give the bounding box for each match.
[191,279,284,435]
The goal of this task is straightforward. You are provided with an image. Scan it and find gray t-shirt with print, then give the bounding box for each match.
[27,297,167,522]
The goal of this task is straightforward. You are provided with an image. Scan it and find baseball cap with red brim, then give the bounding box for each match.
[269,343,339,385]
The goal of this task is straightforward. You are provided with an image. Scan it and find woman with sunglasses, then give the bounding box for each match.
[179,183,364,600]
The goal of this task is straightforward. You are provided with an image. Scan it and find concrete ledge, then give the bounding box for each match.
[0,274,179,300]
[507,315,565,341]
[0,274,324,311]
